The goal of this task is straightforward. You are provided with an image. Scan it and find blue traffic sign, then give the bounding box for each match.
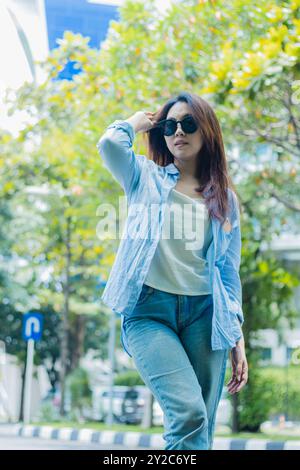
[22,313,43,342]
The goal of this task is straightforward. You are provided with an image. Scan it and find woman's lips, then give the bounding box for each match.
[175,143,188,148]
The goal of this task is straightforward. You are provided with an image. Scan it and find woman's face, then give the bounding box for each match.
[164,101,203,163]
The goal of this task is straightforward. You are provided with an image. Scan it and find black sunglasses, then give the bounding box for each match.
[153,115,198,136]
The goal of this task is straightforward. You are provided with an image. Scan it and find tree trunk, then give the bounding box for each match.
[59,216,71,416]
[231,392,239,433]
[70,314,85,371]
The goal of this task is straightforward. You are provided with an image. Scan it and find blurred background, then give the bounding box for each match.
[0,0,300,443]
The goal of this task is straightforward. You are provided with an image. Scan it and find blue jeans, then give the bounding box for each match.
[122,284,229,450]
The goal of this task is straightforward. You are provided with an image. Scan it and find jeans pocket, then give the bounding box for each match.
[137,284,155,305]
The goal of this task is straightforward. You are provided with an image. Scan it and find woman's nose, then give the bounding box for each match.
[175,123,185,135]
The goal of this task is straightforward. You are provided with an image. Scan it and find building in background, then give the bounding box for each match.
[44,0,120,79]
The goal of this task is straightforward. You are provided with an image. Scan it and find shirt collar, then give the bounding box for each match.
[164,164,213,198]
[165,163,180,174]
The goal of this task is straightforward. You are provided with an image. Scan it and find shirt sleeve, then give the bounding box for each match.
[220,190,244,330]
[96,120,146,197]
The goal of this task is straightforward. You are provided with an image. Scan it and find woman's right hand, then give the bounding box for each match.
[227,336,248,394]
[124,111,158,134]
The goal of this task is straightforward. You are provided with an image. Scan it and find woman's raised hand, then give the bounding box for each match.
[124,111,158,134]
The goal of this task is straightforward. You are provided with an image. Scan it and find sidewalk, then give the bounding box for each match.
[1,424,300,450]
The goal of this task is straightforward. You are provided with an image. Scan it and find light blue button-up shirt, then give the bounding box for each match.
[96,120,244,357]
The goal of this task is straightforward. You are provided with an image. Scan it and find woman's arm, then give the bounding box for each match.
[221,191,248,394]
[96,119,142,196]
[96,111,156,196]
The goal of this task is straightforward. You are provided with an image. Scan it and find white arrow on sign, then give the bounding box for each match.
[25,317,41,337]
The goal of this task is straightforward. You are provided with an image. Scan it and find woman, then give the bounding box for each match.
[97,91,248,450]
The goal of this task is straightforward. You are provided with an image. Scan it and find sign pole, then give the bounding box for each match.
[23,338,34,424]
[22,312,43,424]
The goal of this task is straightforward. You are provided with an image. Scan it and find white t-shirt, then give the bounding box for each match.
[144,188,213,295]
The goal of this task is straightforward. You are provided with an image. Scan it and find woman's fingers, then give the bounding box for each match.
[227,361,248,394]
[227,379,239,394]
[226,376,236,387]
[227,375,239,393]
[235,378,248,393]
[229,377,247,394]
[145,112,157,123]
[228,378,241,394]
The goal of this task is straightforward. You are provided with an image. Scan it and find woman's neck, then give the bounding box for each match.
[173,158,197,178]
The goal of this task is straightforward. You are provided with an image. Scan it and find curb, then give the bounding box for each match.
[3,424,300,450]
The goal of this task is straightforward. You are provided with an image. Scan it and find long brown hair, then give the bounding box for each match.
[145,91,240,223]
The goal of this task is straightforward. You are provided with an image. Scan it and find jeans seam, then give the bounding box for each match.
[208,351,228,443]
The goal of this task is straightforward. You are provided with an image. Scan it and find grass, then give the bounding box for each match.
[30,422,300,440]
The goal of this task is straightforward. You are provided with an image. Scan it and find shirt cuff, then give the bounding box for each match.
[106,120,136,144]
[227,297,244,326]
